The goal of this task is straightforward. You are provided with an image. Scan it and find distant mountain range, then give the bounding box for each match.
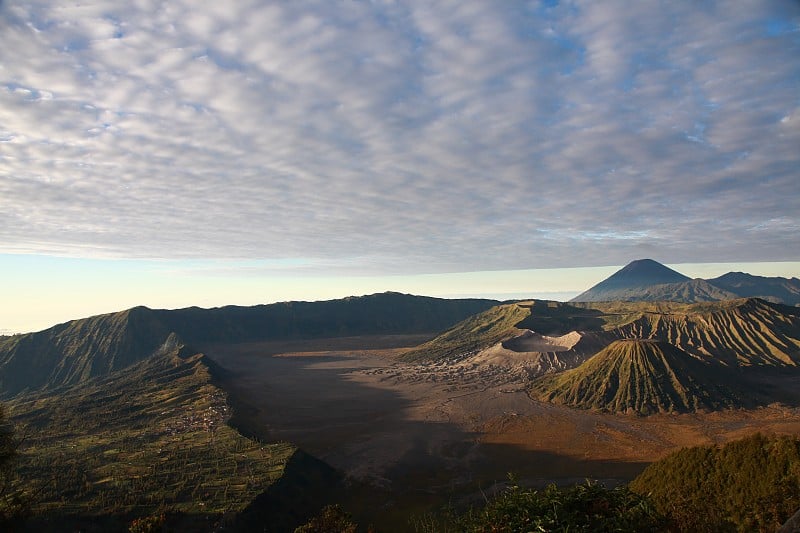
[571,259,800,304]
[0,292,496,398]
[3,260,799,409]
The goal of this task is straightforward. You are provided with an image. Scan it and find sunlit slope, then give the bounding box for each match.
[408,298,800,367]
[530,299,800,413]
[400,302,531,362]
[568,299,800,367]
[9,343,303,529]
[611,298,800,367]
[531,339,743,414]
[630,433,800,531]
[401,300,615,362]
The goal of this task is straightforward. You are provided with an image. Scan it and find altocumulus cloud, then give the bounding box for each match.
[0,0,798,274]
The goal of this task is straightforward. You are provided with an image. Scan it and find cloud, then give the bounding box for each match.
[0,0,798,273]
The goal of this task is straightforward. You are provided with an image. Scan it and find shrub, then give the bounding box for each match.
[295,504,358,533]
[457,478,667,532]
[631,433,800,532]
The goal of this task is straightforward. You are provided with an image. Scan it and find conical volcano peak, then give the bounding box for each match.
[571,260,800,304]
[607,259,690,286]
[571,259,691,302]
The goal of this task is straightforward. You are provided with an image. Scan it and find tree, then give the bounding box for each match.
[457,478,668,532]
[294,504,358,533]
[0,404,25,530]
[631,433,800,532]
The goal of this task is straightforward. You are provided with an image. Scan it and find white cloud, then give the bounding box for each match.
[0,0,798,272]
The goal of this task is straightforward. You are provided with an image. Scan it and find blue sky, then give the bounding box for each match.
[1,1,799,332]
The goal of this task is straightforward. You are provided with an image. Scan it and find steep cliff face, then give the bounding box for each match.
[0,307,173,398]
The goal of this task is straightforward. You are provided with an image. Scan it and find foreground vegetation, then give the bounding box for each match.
[631,433,800,532]
[294,481,665,533]
[5,360,800,532]
[450,480,667,533]
[8,346,296,530]
[0,405,25,529]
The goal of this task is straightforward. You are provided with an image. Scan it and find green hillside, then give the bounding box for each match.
[402,300,613,362]
[7,343,315,531]
[530,339,744,414]
[630,433,800,532]
[400,302,531,362]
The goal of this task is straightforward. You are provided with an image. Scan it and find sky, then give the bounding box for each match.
[1,1,799,333]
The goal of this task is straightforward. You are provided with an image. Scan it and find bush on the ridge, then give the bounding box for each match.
[456,479,667,532]
[630,432,800,532]
[0,404,27,531]
[295,504,358,533]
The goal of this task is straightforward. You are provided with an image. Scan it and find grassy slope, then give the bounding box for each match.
[530,339,744,414]
[401,300,618,362]
[400,302,532,362]
[9,345,296,530]
[528,299,800,414]
[611,298,800,367]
